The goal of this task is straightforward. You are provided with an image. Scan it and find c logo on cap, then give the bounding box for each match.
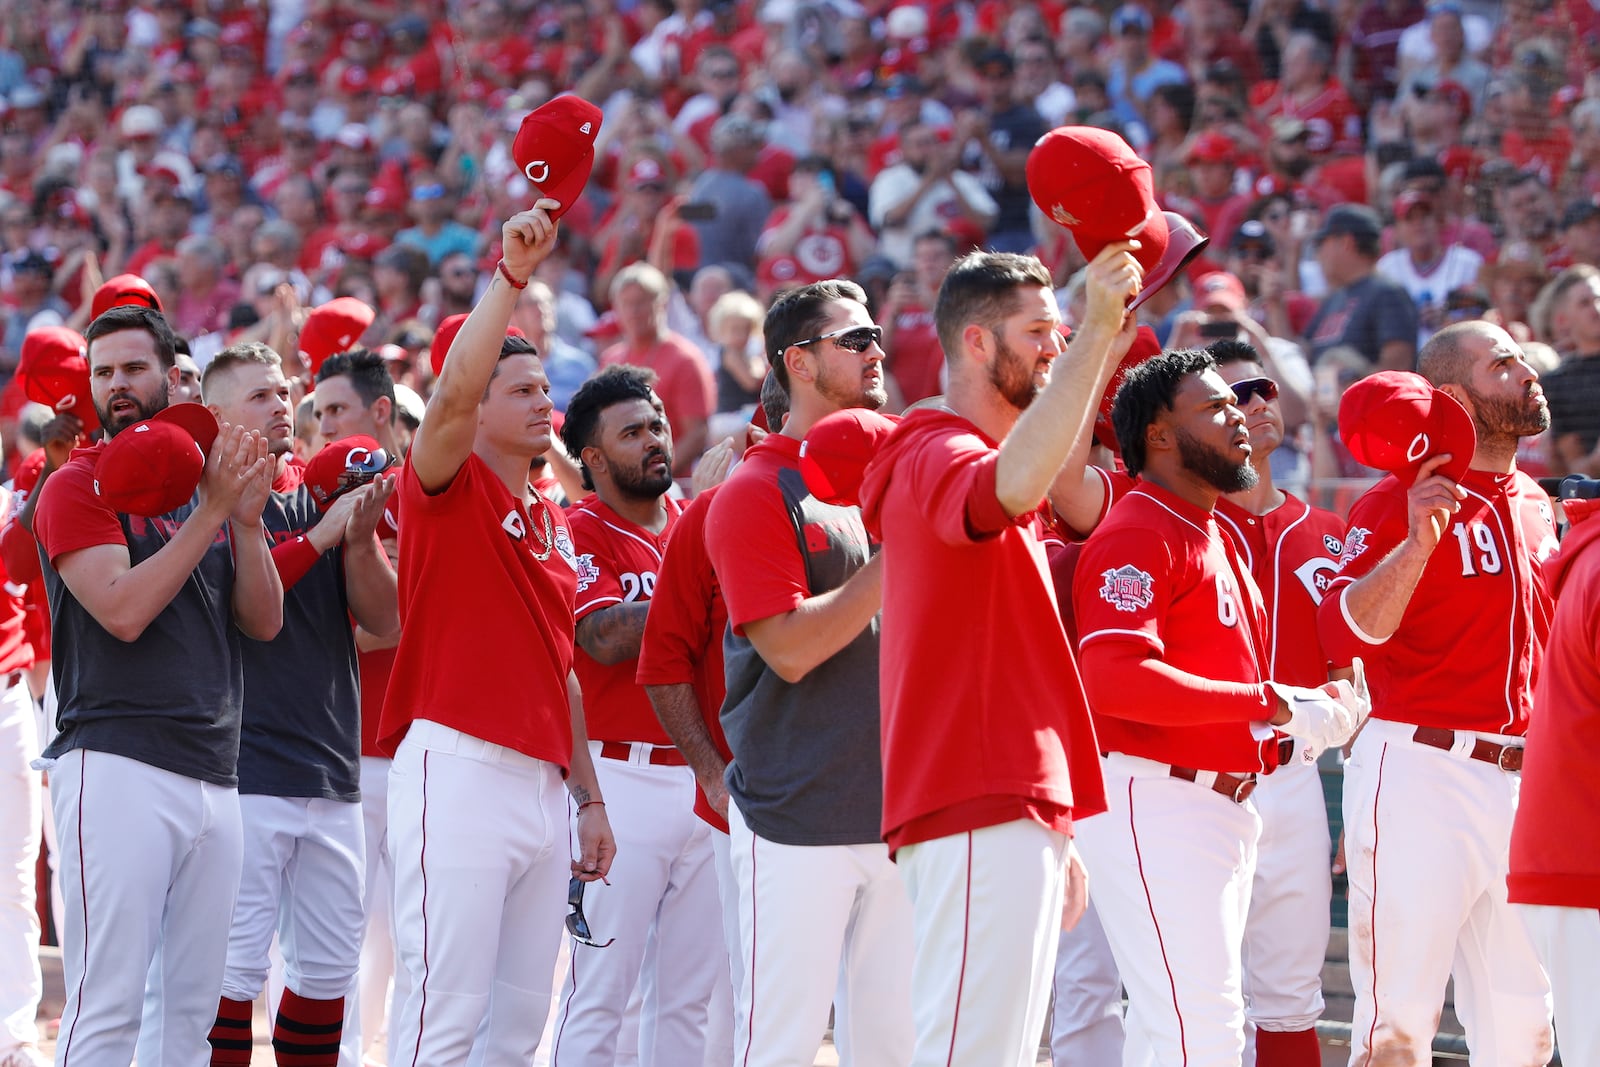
[55,395,76,412]
[1407,432,1430,462]
[524,160,550,184]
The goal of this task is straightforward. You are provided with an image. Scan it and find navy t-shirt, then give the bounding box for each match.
[237,462,360,800]
[34,443,243,787]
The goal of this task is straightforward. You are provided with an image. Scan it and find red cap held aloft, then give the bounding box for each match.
[1338,370,1475,486]
[18,326,98,434]
[512,95,604,220]
[93,403,219,517]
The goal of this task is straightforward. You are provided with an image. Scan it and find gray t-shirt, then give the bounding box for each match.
[687,168,773,271]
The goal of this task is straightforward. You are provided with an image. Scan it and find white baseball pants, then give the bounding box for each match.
[344,755,405,1066]
[49,748,243,1067]
[551,745,720,1067]
[707,826,737,1067]
[727,802,914,1067]
[1051,899,1125,1065]
[1517,904,1600,1067]
[388,721,570,1067]
[899,819,1067,1067]
[0,676,40,1055]
[1342,719,1551,1067]
[1075,754,1260,1067]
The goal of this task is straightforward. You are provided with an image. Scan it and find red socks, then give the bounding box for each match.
[208,996,254,1067]
[1256,1026,1323,1067]
[271,989,345,1067]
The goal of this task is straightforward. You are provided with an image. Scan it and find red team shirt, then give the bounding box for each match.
[379,453,580,767]
[859,410,1107,854]
[635,486,733,832]
[568,494,685,745]
[1074,483,1284,774]
[1317,469,1558,736]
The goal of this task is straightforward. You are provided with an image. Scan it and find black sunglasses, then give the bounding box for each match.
[1231,377,1279,406]
[790,325,883,353]
[566,876,614,949]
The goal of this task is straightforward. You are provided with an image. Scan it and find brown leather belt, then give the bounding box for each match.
[3,671,20,689]
[1412,726,1524,772]
[1169,765,1258,803]
[598,740,688,767]
[1276,736,1295,766]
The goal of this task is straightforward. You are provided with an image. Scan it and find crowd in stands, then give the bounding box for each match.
[2,0,1600,491]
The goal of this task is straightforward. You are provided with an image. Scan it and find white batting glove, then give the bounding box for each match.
[1267,678,1367,754]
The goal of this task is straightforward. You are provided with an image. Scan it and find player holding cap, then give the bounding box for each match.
[1317,321,1557,1064]
[1072,347,1366,1067]
[200,343,399,1067]
[30,304,283,1065]
[856,245,1135,1066]
[377,198,614,1064]
[704,280,914,1066]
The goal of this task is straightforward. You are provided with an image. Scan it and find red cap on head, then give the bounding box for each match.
[1185,131,1236,164]
[1093,325,1161,454]
[511,95,604,220]
[93,403,219,517]
[299,298,375,377]
[799,409,902,507]
[303,435,393,510]
[1192,271,1247,313]
[1392,189,1435,219]
[91,274,163,322]
[429,314,526,378]
[1338,371,1475,487]
[19,326,99,433]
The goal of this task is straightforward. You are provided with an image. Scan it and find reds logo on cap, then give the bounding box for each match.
[511,95,604,220]
[1099,564,1154,613]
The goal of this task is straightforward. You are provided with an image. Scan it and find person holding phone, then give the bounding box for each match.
[756,155,877,293]
[683,114,772,273]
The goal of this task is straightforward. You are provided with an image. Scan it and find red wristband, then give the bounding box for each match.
[497,259,528,289]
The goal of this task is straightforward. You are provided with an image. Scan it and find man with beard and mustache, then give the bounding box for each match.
[858,247,1138,1066]
[200,342,398,1067]
[1317,320,1559,1066]
[704,280,913,1066]
[1069,346,1365,1067]
[549,365,721,1064]
[29,305,284,1066]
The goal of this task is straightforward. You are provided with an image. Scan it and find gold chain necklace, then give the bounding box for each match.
[529,491,556,562]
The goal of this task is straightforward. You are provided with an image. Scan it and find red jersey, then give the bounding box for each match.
[597,333,716,453]
[859,409,1106,852]
[885,304,944,405]
[569,495,685,744]
[1215,493,1345,689]
[1074,482,1283,773]
[0,486,32,677]
[1253,80,1363,157]
[636,487,731,831]
[379,453,579,766]
[757,208,856,287]
[1048,466,1138,643]
[1317,469,1558,736]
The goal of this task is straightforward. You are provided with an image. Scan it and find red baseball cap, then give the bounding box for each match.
[1094,325,1161,454]
[799,409,901,507]
[338,65,372,95]
[303,434,393,510]
[1129,211,1209,312]
[1185,131,1236,165]
[299,298,375,376]
[18,326,99,433]
[11,449,45,498]
[1193,271,1247,313]
[429,313,526,378]
[1393,189,1435,219]
[91,274,163,321]
[511,95,604,220]
[93,403,219,517]
[1338,370,1475,486]
[338,231,390,260]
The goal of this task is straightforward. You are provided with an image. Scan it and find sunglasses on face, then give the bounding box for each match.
[1230,377,1279,406]
[567,876,614,949]
[791,324,883,353]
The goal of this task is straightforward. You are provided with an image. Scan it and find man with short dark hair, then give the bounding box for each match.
[1305,204,1418,369]
[705,279,913,1066]
[551,365,722,1063]
[31,305,283,1066]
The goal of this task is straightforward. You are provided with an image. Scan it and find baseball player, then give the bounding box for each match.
[1209,340,1347,1066]
[377,204,615,1066]
[30,305,283,1066]
[639,375,791,1067]
[1072,347,1364,1067]
[1509,478,1600,1065]
[704,280,914,1066]
[548,365,722,1066]
[856,247,1135,1067]
[313,347,409,1065]
[1317,321,1558,1065]
[200,343,399,1067]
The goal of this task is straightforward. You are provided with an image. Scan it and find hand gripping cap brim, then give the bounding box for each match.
[513,95,604,220]
[1338,370,1476,487]
[799,409,902,507]
[1027,126,1167,264]
[1128,211,1210,311]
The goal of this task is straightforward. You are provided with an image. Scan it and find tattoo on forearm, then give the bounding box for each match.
[570,783,592,806]
[576,603,650,663]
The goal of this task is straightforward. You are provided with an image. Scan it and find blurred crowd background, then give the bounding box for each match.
[1,0,1599,500]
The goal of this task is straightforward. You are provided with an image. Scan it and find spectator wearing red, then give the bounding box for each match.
[599,263,715,473]
[673,46,746,148]
[1183,132,1254,249]
[375,18,441,103]
[756,157,875,295]
[1252,33,1361,157]
[879,230,957,406]
[171,235,241,339]
[593,154,701,308]
[1501,76,1573,185]
[1181,0,1262,83]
